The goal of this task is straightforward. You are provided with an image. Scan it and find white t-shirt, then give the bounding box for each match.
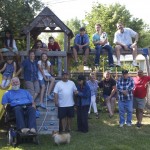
[54,80,77,107]
[38,60,51,80]
[114,28,137,45]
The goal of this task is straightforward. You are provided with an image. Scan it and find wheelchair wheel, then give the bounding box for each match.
[7,129,17,147]
[33,135,39,145]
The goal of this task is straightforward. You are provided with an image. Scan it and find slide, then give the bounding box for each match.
[0,74,11,120]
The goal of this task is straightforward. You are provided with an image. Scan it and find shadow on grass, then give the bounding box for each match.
[1,112,150,150]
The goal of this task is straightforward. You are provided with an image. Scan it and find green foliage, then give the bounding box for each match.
[56,17,83,50]
[84,3,146,47]
[0,0,43,49]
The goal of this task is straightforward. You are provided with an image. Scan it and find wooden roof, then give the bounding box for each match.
[21,7,74,39]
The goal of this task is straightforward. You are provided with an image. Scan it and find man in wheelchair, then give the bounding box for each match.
[2,77,37,134]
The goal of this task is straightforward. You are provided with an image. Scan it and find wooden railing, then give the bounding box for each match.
[2,51,67,77]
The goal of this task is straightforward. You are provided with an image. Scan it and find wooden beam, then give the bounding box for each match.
[67,48,144,55]
[64,34,68,72]
[19,51,67,57]
[26,32,30,51]
[42,30,63,33]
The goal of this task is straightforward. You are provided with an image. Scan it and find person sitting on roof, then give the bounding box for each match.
[114,22,139,67]
[72,27,90,66]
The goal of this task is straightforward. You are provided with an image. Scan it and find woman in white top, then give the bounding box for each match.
[38,53,55,108]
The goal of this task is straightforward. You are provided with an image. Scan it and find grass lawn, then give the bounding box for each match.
[0,111,150,150]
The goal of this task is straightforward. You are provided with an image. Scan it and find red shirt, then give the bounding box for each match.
[133,76,150,98]
[48,42,60,51]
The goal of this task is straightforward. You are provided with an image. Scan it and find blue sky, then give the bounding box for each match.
[41,0,150,25]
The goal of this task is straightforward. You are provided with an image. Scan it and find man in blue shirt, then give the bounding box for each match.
[73,27,90,66]
[2,77,37,134]
[117,70,134,127]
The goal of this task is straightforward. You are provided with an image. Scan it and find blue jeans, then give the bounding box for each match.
[118,100,133,124]
[95,45,114,65]
[13,105,36,130]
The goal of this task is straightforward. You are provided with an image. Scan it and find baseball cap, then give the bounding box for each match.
[122,70,128,74]
[78,75,85,81]
[62,71,69,76]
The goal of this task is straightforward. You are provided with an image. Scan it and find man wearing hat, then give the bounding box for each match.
[116,70,134,127]
[54,72,77,132]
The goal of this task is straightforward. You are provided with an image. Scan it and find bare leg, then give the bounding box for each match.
[73,48,78,62]
[33,93,38,101]
[66,117,72,131]
[110,97,116,115]
[61,117,67,132]
[47,77,55,95]
[132,45,137,60]
[84,48,89,63]
[105,98,113,116]
[136,108,143,124]
[115,45,121,62]
[40,85,45,103]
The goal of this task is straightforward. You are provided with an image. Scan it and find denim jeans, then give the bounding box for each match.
[118,100,133,124]
[94,45,114,65]
[13,105,36,130]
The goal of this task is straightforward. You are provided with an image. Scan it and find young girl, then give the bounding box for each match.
[38,53,55,109]
[0,56,16,89]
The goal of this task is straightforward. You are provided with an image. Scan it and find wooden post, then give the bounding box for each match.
[58,57,62,77]
[145,56,150,75]
[26,32,30,51]
[64,33,68,72]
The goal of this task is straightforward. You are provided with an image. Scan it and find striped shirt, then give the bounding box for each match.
[117,77,134,101]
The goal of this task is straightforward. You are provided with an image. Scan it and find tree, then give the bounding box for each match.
[82,3,150,71]
[56,17,83,50]
[0,0,43,49]
[84,3,147,47]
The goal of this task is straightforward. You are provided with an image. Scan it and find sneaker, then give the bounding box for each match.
[30,128,36,134]
[109,64,115,67]
[95,113,99,119]
[47,93,54,100]
[136,122,142,128]
[21,128,30,134]
[127,123,132,127]
[119,124,124,128]
[132,61,138,67]
[95,63,99,66]
[83,61,87,66]
[39,103,46,109]
[116,62,121,67]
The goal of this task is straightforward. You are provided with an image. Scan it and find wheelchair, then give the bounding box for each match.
[4,104,39,147]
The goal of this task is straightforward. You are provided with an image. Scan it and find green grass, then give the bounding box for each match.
[0,112,150,150]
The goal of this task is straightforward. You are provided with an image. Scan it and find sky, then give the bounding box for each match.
[41,0,150,25]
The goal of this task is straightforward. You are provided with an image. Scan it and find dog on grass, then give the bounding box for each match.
[52,131,71,145]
